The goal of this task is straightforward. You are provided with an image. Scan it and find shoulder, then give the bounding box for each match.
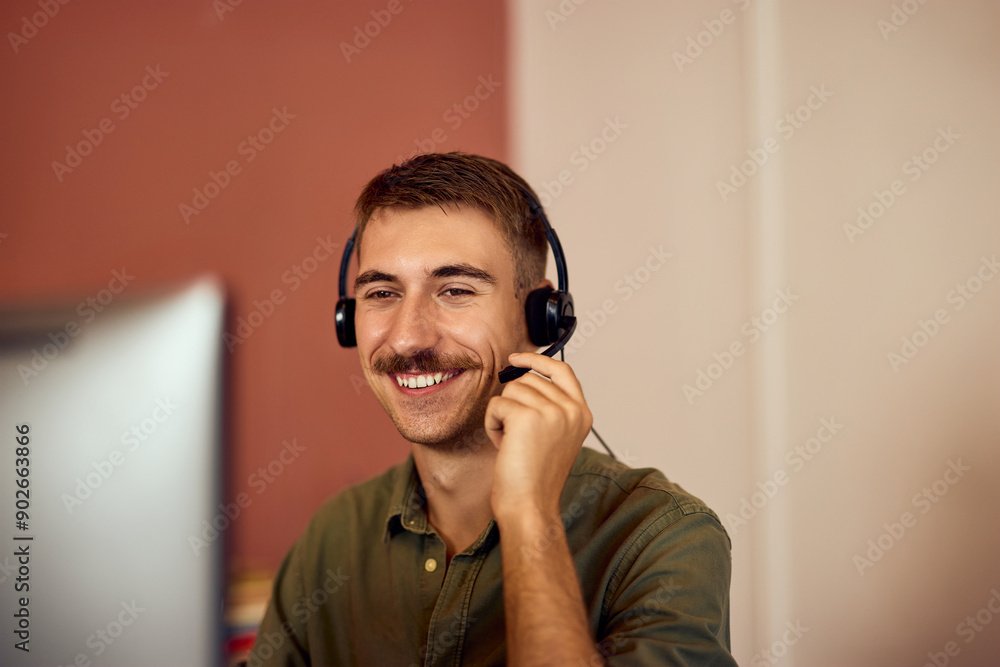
[567,447,727,538]
[563,447,732,588]
[296,457,412,552]
[567,450,735,658]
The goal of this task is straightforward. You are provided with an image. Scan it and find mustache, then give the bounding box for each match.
[370,349,483,375]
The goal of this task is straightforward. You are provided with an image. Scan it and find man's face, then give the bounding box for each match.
[355,204,532,448]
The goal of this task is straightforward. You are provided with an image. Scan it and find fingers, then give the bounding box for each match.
[505,352,587,403]
[493,355,593,434]
[504,370,568,404]
[488,384,555,426]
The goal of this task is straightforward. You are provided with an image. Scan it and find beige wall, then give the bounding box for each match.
[510,1,1000,665]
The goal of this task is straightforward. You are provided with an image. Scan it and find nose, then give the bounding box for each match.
[386,293,440,358]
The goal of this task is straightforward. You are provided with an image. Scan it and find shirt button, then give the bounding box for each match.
[424,558,438,573]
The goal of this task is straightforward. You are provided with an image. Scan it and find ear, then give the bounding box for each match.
[533,278,554,292]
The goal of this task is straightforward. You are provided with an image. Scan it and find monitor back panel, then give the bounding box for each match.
[0,278,226,667]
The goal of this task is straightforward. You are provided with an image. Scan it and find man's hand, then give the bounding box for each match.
[485,351,593,522]
[485,353,603,666]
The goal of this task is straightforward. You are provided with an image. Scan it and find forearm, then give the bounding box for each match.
[498,507,604,667]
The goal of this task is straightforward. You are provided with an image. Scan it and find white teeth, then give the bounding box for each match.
[396,371,459,388]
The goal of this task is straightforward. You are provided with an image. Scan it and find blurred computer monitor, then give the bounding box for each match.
[0,277,226,667]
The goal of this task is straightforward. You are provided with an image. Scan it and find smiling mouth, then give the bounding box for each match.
[393,370,464,389]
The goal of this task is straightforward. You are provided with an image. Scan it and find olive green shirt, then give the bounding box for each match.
[249,447,736,666]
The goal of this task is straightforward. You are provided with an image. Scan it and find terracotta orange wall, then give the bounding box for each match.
[0,0,507,572]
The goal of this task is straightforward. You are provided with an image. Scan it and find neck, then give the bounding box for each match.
[411,431,496,560]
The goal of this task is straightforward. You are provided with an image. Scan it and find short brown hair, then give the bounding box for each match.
[353,152,548,298]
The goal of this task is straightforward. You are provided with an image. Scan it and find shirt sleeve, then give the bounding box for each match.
[247,536,313,667]
[598,510,738,667]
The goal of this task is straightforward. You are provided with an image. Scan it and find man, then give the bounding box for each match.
[248,153,736,666]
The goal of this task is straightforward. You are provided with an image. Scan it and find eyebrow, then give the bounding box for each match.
[354,264,497,291]
[355,270,397,291]
[431,263,497,286]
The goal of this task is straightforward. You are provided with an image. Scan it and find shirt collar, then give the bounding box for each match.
[384,448,623,542]
[382,454,500,555]
[384,454,430,541]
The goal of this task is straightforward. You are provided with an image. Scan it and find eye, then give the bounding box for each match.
[364,289,396,300]
[441,288,474,298]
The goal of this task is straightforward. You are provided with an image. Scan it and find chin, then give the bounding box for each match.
[389,404,491,452]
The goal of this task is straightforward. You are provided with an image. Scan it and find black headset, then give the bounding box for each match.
[334,188,577,383]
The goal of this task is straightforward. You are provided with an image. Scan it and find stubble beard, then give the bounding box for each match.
[387,386,494,453]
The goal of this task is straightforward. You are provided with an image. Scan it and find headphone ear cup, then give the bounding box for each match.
[525,287,554,346]
[525,288,574,346]
[335,298,356,348]
[547,290,573,343]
